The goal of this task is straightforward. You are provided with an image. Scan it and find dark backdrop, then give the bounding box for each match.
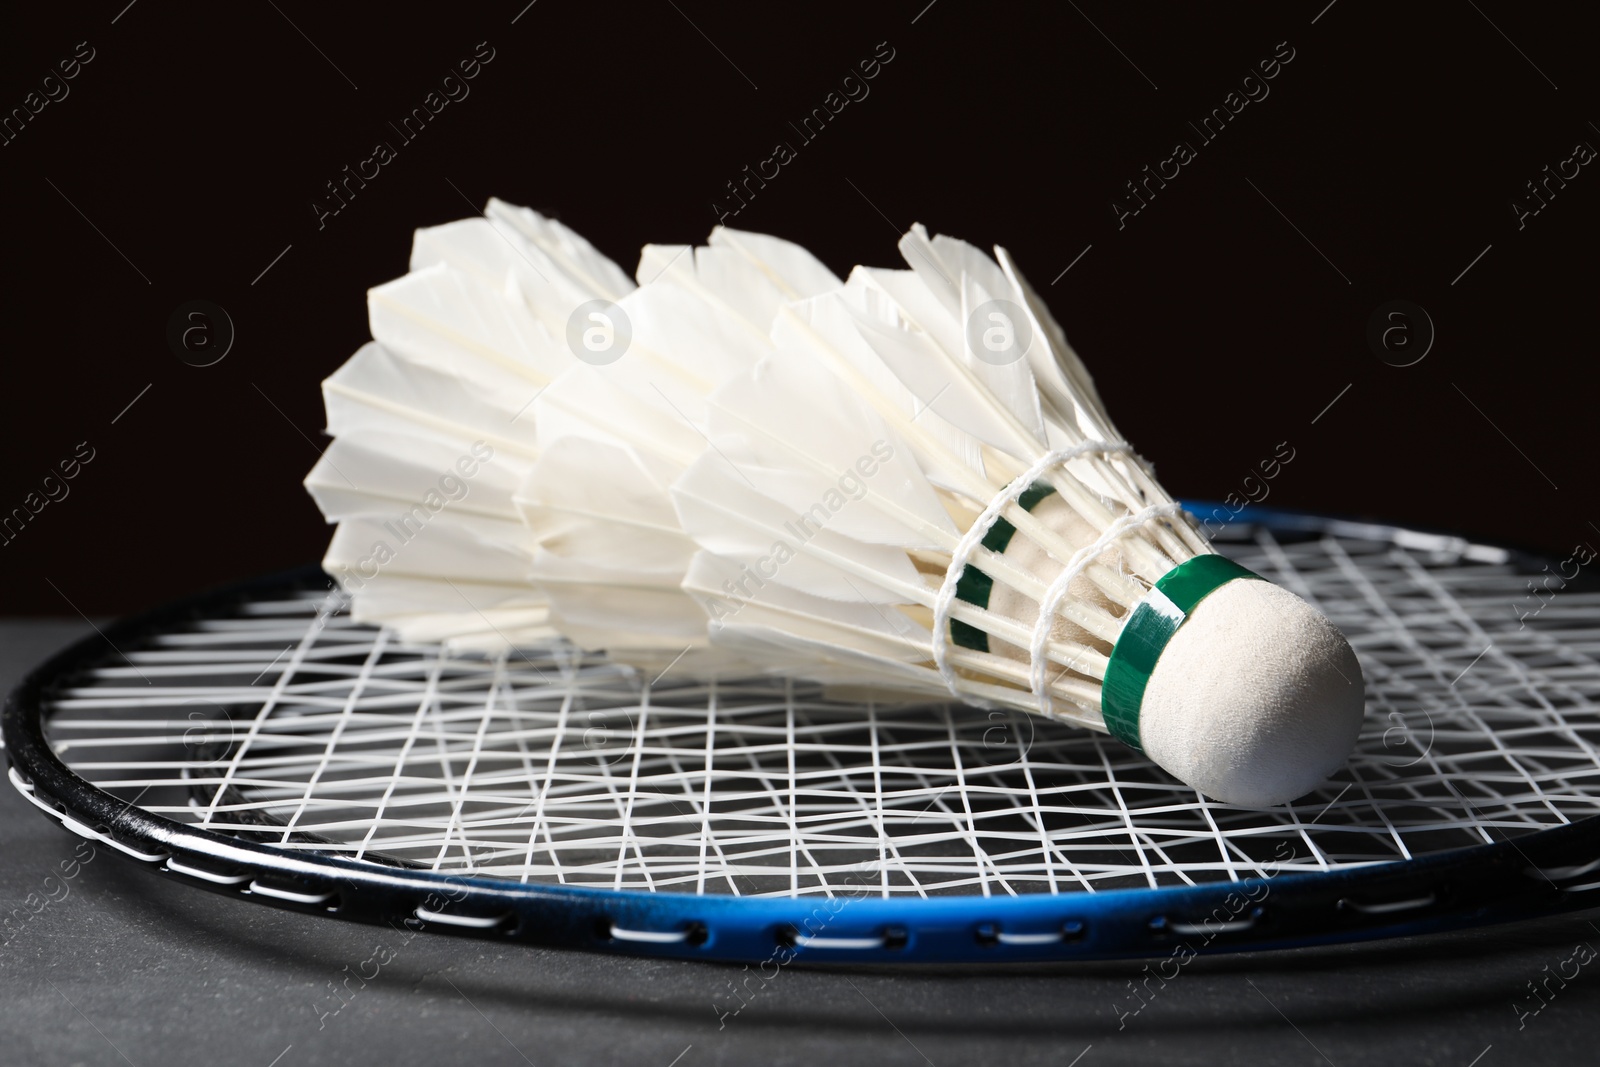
[1,1,1595,616]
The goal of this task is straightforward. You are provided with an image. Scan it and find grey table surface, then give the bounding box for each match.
[1,620,1596,1067]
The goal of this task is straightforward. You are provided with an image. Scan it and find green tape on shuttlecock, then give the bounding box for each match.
[1101,555,1266,752]
[950,484,1057,652]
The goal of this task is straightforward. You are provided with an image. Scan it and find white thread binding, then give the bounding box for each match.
[1027,502,1185,718]
[930,441,1134,704]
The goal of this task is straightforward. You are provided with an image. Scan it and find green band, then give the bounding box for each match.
[1101,555,1264,752]
[951,484,1057,652]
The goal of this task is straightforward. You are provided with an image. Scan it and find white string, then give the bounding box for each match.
[32,527,1600,898]
[929,440,1134,705]
[1027,502,1185,718]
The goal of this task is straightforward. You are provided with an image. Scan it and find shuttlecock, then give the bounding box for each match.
[306,199,1366,807]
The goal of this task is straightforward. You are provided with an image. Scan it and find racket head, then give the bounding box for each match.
[6,506,1600,963]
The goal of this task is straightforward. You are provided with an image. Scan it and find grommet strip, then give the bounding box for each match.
[167,857,251,885]
[1338,892,1436,915]
[9,766,168,863]
[792,932,889,950]
[995,930,1066,946]
[609,923,694,944]
[1527,858,1600,882]
[413,906,508,929]
[1168,915,1257,936]
[249,880,335,905]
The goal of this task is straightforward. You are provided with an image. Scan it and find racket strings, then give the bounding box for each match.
[39,527,1600,897]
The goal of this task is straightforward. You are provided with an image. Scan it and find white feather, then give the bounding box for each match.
[307,198,1367,806]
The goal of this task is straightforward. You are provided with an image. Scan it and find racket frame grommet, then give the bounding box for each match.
[412,904,511,931]
[1336,891,1437,917]
[247,878,338,909]
[165,856,252,886]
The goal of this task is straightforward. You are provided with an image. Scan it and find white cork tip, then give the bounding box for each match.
[1138,579,1366,807]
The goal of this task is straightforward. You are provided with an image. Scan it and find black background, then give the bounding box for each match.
[4,6,1600,1064]
[0,3,1595,611]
